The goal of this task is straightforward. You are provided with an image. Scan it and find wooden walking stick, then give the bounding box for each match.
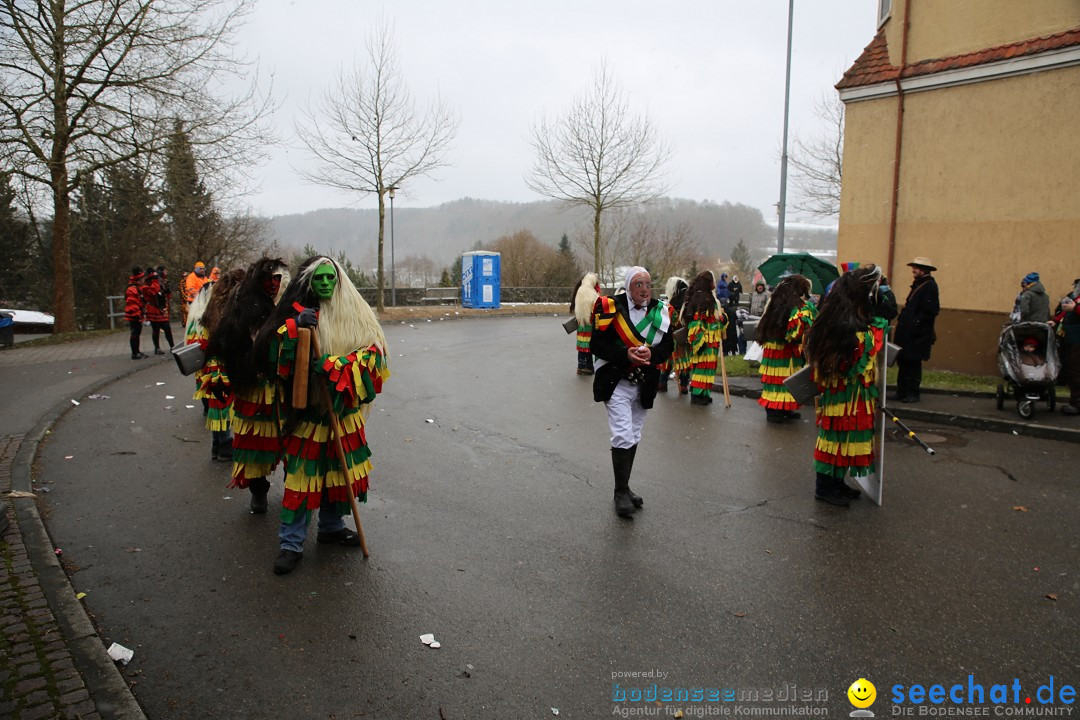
[718,347,732,408]
[309,331,370,558]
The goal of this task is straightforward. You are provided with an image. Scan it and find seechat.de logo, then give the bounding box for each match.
[849,678,877,718]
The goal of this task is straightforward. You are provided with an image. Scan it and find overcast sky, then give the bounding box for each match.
[236,0,878,223]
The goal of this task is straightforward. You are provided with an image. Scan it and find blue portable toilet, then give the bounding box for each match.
[461,251,501,309]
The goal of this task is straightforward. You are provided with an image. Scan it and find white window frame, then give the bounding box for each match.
[878,0,892,27]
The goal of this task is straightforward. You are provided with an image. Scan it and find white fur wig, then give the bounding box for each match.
[185,282,213,339]
[574,272,601,325]
[299,257,386,359]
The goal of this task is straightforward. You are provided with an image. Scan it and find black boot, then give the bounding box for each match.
[815,472,850,507]
[212,431,233,462]
[625,444,643,508]
[611,447,636,518]
[249,476,270,514]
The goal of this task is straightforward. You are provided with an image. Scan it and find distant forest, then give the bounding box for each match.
[266,197,836,279]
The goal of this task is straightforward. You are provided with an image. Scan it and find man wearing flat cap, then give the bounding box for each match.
[893,257,940,403]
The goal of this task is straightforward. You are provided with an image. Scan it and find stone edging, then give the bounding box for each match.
[11,365,154,720]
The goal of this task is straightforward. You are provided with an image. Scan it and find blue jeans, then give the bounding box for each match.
[278,491,346,552]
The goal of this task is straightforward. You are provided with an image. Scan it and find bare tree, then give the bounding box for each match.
[789,93,845,219]
[527,63,671,276]
[0,0,272,332]
[294,20,458,311]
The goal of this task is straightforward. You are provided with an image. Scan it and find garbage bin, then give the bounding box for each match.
[461,251,501,309]
[0,312,14,347]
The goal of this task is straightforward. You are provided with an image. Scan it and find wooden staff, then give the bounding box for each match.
[291,328,311,409]
[309,331,370,558]
[718,346,732,408]
[717,315,732,407]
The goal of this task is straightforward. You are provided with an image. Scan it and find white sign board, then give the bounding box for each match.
[853,347,888,506]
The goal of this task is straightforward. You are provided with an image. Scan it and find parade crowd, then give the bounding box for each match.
[569,258,1080,513]
[119,254,1080,562]
[132,255,390,575]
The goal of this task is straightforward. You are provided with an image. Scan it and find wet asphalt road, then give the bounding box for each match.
[35,316,1079,718]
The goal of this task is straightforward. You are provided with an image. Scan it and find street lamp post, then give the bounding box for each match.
[776,0,794,254]
[388,185,397,306]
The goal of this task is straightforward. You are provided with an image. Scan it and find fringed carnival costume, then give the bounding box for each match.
[570,272,602,375]
[207,258,290,513]
[194,270,246,460]
[756,275,816,423]
[804,265,889,506]
[661,276,690,394]
[259,256,389,574]
[681,271,728,405]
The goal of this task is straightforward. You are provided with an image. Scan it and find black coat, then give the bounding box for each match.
[591,294,674,409]
[894,275,939,361]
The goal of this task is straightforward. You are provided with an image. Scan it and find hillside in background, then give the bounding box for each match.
[264,197,836,272]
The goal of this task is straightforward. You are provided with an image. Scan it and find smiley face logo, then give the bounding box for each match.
[848,678,877,709]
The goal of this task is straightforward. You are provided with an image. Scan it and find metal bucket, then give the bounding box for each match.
[171,342,206,376]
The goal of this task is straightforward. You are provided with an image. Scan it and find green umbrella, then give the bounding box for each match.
[756,252,840,296]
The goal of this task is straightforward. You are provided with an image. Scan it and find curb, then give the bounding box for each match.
[11,362,160,720]
[717,379,1080,445]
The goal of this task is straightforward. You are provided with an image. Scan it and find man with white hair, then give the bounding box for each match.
[590,267,674,518]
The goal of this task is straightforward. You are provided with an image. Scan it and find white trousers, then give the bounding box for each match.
[605,379,648,449]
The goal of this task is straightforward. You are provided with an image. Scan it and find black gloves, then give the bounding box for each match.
[297,308,318,328]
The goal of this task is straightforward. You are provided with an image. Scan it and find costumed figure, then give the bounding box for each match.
[570,272,602,375]
[255,256,389,575]
[664,276,692,394]
[124,267,147,359]
[681,271,728,406]
[194,270,246,461]
[591,267,674,518]
[756,275,815,423]
[804,265,890,507]
[207,258,290,514]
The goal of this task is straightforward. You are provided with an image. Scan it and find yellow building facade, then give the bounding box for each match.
[836,0,1080,375]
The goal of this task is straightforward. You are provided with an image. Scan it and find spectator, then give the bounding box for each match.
[893,257,940,403]
[728,275,744,306]
[748,281,769,317]
[124,266,148,360]
[142,266,174,354]
[715,273,730,304]
[1018,272,1050,322]
[1056,279,1080,416]
[210,266,221,283]
[183,262,209,318]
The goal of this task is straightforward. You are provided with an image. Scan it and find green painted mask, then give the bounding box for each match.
[312,263,337,300]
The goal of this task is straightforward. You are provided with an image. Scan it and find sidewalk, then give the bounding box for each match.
[721,374,1080,444]
[0,330,1078,718]
[1,329,162,720]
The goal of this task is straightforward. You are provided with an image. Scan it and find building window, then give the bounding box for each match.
[878,0,892,27]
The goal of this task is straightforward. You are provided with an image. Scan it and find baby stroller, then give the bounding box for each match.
[995,321,1060,419]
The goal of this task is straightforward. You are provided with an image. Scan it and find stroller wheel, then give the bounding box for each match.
[995,384,1005,410]
[1018,400,1035,420]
